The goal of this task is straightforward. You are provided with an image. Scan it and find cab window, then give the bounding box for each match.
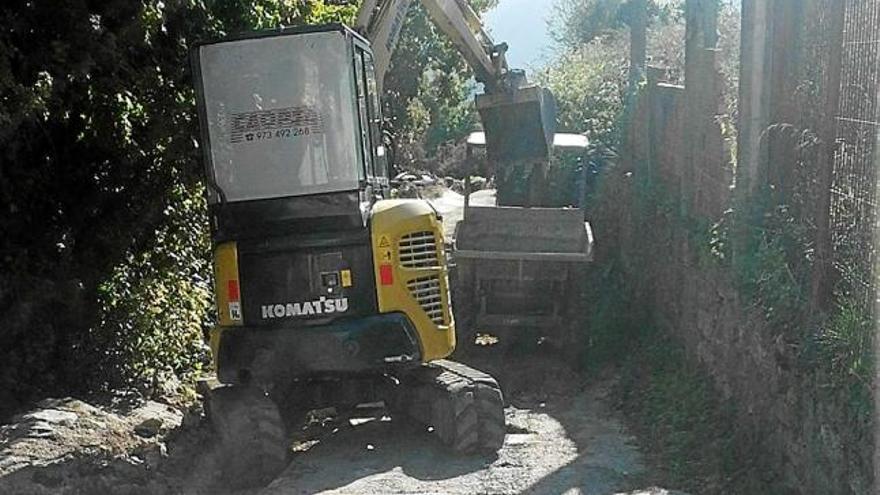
[363,52,388,182]
[353,47,375,180]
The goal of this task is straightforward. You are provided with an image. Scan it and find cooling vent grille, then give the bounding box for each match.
[398,231,438,268]
[406,275,444,325]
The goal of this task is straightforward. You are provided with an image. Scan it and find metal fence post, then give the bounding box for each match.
[810,2,846,313]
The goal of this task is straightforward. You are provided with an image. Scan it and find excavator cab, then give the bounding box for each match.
[192,25,449,385]
[193,24,456,377]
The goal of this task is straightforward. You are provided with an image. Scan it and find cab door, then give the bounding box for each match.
[353,44,389,198]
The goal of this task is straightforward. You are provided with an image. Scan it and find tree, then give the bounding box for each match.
[382,0,498,172]
[0,0,362,413]
[0,0,504,414]
[549,0,681,49]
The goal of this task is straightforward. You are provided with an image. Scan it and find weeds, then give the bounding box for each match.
[595,164,872,493]
[579,259,651,371]
[616,334,782,494]
[812,299,875,424]
[818,300,873,386]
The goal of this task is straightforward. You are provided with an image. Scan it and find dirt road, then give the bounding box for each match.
[245,188,673,494]
[0,351,685,495]
[255,358,646,494]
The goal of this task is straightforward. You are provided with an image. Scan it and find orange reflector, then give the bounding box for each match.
[227,280,240,301]
[379,264,393,285]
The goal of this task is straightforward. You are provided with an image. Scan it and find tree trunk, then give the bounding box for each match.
[629,0,647,84]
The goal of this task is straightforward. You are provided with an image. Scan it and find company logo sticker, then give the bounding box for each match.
[228,106,325,144]
[260,296,349,319]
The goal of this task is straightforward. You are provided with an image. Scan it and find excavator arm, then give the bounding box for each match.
[356,0,592,372]
[355,0,556,170]
[355,0,510,93]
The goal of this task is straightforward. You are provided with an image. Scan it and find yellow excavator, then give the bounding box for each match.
[191,0,578,483]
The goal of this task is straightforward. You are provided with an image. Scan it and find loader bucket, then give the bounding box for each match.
[475,86,557,163]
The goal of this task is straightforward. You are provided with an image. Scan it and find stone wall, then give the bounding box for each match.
[600,76,873,494]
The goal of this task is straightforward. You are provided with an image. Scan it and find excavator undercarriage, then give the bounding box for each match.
[200,358,504,484]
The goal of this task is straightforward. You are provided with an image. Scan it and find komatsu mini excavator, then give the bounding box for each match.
[191,0,562,482]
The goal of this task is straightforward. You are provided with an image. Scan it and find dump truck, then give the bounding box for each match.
[454,131,594,350]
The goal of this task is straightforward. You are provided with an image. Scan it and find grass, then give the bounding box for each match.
[572,248,766,492]
[812,298,875,427]
[616,333,728,492]
[614,332,786,494]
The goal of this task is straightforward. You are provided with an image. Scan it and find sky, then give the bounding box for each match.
[483,0,735,74]
[483,0,557,75]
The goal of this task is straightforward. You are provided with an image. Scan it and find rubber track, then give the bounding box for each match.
[434,360,505,453]
[206,386,287,487]
[399,360,505,454]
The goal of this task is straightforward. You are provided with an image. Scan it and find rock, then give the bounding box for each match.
[154,373,183,401]
[130,401,183,438]
[22,409,78,426]
[469,176,487,191]
[414,174,436,186]
[132,442,168,470]
[451,179,464,192]
[617,489,692,495]
[36,398,102,417]
[397,182,419,198]
[0,397,183,495]
[134,418,163,438]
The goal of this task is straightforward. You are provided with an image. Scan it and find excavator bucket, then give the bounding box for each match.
[475,85,558,164]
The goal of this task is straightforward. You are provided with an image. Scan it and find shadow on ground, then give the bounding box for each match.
[254,341,655,495]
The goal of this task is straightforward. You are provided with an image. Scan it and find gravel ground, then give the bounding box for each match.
[246,345,671,495]
[0,352,687,495]
[256,374,647,494]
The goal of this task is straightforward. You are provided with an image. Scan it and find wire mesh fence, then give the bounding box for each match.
[735,0,880,314]
[829,0,880,310]
[618,2,879,490]
[627,0,880,314]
